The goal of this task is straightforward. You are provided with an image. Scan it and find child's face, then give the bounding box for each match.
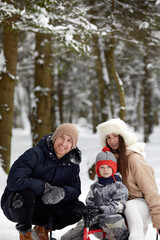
[99,165,113,178]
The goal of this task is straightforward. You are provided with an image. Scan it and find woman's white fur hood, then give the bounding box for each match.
[126,142,146,158]
[96,118,137,148]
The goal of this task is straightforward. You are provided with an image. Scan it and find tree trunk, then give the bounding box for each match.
[0,19,18,173]
[109,35,126,120]
[90,85,99,133]
[92,35,108,123]
[105,0,125,120]
[58,79,64,124]
[105,44,116,118]
[143,54,153,142]
[32,33,53,145]
[86,0,108,124]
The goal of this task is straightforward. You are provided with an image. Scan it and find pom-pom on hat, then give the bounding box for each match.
[96,118,137,148]
[96,147,117,177]
[52,123,79,150]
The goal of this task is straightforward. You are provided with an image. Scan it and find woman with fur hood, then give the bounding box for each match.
[96,118,160,240]
[1,123,85,240]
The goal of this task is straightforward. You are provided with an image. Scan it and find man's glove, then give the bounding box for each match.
[42,183,65,204]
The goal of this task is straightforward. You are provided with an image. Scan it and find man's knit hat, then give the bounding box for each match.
[52,123,79,150]
[96,147,117,177]
[96,118,137,148]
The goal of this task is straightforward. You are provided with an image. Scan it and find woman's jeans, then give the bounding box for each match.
[11,189,84,231]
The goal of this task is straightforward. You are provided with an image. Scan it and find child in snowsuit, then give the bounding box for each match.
[61,147,129,240]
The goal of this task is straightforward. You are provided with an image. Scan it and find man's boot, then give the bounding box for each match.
[31,225,49,240]
[19,231,32,240]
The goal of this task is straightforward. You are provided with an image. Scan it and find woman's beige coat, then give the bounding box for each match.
[119,147,160,228]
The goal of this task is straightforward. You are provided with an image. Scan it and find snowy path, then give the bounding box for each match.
[0,126,160,239]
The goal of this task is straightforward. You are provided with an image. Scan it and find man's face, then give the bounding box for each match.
[53,134,73,159]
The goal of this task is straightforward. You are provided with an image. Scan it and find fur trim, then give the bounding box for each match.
[126,142,146,158]
[96,118,137,148]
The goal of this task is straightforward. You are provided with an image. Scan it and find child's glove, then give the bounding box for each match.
[100,202,125,214]
[100,206,110,214]
[42,183,65,204]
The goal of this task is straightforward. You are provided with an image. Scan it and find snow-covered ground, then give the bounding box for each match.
[0,125,160,239]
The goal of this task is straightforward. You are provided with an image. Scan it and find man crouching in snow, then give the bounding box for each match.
[1,123,85,240]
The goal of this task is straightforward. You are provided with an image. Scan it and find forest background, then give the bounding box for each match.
[0,0,160,176]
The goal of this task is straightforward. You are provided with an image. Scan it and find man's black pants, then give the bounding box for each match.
[12,190,85,230]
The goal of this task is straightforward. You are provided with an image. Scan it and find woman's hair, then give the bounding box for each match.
[106,135,128,184]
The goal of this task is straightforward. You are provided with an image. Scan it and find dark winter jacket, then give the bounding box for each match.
[1,133,82,222]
